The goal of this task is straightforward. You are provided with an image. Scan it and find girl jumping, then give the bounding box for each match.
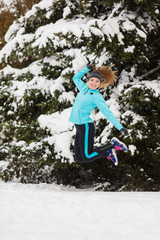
[69,64,128,166]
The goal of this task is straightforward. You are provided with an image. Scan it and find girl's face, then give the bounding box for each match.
[87,77,100,89]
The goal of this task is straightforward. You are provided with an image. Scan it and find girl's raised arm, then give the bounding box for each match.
[73,66,90,91]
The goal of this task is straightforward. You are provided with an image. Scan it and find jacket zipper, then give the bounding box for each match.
[84,88,89,95]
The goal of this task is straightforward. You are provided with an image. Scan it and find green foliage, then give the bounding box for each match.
[80,0,110,18]
[1,0,159,78]
[25,8,48,34]
[41,63,62,80]
[117,84,160,190]
[24,0,67,34]
[16,72,34,82]
[0,142,57,183]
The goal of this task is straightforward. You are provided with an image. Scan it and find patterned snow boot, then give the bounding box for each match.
[111,137,128,152]
[107,148,118,166]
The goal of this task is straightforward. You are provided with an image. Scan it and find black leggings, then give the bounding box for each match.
[74,123,113,163]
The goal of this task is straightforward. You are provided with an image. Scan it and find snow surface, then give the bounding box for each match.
[0,182,160,240]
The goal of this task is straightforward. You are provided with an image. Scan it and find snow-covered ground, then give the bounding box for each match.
[0,182,160,240]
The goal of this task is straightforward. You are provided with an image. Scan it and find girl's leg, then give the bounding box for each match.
[74,127,83,163]
[75,123,114,163]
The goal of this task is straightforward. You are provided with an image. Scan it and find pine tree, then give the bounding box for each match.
[0,0,159,190]
[0,0,42,50]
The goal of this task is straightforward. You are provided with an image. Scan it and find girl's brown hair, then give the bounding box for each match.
[92,65,117,89]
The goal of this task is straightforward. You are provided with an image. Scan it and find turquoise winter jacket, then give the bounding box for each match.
[69,66,123,130]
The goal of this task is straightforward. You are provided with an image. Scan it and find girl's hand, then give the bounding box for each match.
[87,64,96,71]
[120,127,129,135]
